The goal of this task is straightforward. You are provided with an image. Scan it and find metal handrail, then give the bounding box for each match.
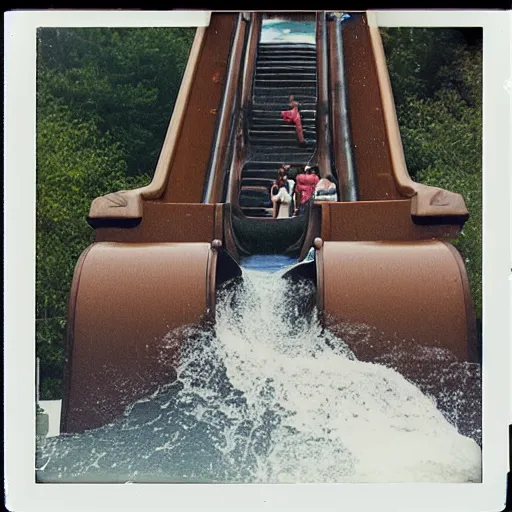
[315,11,332,179]
[328,13,359,201]
[202,14,247,203]
[226,12,262,205]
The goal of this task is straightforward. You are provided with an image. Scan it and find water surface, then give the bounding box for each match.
[36,261,481,483]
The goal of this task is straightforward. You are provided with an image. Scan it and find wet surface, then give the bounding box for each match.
[37,260,481,484]
[240,254,298,273]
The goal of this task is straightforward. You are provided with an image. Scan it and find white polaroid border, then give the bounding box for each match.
[4,9,510,512]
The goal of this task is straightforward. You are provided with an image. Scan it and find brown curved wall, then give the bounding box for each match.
[162,14,237,203]
[61,11,478,438]
[319,200,462,242]
[342,13,401,201]
[62,242,212,433]
[321,240,475,361]
[94,203,224,243]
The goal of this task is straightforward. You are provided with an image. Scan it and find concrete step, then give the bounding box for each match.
[259,42,316,48]
[255,74,316,82]
[249,122,316,131]
[259,43,316,51]
[249,130,316,140]
[249,128,316,136]
[252,100,317,109]
[256,65,317,72]
[253,87,317,95]
[247,149,316,163]
[242,161,310,171]
[252,97,317,103]
[251,114,316,122]
[239,200,273,210]
[251,111,317,120]
[255,75,317,83]
[251,114,317,123]
[239,188,272,207]
[251,118,316,128]
[246,140,315,150]
[242,160,295,170]
[249,139,316,149]
[240,206,274,218]
[258,51,316,58]
[254,86,316,94]
[242,169,281,180]
[258,50,317,57]
[257,60,316,65]
[251,113,316,121]
[251,107,316,115]
[241,177,275,188]
[256,57,317,65]
[240,198,273,209]
[253,92,317,99]
[255,77,317,84]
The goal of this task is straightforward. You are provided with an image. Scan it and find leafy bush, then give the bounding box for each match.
[37,27,195,176]
[36,26,482,399]
[36,28,194,398]
[381,28,482,318]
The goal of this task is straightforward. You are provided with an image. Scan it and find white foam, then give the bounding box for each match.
[202,268,482,483]
[37,266,481,483]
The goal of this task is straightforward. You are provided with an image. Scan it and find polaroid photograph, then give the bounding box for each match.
[4,9,510,512]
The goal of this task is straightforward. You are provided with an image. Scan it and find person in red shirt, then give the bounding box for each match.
[294,165,320,215]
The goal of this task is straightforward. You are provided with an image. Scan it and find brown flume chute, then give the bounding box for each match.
[61,11,477,433]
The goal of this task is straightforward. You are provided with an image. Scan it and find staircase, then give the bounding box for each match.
[239,42,318,217]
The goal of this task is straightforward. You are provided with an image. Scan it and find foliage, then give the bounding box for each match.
[36,105,150,399]
[36,28,194,399]
[37,27,195,176]
[36,26,482,399]
[381,28,482,319]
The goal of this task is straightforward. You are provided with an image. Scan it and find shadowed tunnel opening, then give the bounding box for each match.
[230,205,309,257]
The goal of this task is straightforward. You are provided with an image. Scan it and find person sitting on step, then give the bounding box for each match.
[314,174,338,202]
[294,165,320,215]
[270,165,294,219]
[281,95,306,146]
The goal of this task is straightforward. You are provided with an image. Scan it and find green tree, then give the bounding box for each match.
[381,28,482,319]
[36,27,194,398]
[380,27,468,115]
[37,27,195,176]
[36,105,149,399]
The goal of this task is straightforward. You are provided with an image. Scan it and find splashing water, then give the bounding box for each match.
[36,257,481,483]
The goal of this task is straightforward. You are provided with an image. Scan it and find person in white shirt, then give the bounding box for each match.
[270,165,295,218]
[314,174,338,202]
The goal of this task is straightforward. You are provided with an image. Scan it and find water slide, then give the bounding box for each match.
[62,12,477,434]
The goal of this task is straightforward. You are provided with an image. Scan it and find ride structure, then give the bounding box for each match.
[61,11,478,434]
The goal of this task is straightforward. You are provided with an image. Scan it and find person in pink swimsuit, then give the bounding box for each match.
[281,95,305,145]
[294,165,320,215]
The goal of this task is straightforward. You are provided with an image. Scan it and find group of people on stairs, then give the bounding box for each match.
[270,164,337,219]
[268,93,337,218]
